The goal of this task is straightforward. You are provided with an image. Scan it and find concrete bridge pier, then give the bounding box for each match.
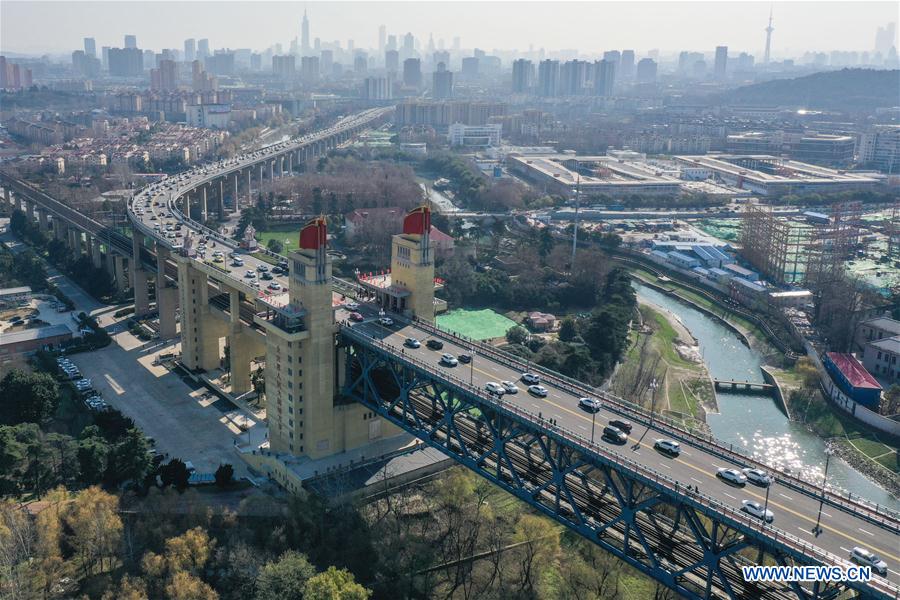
[26,201,35,223]
[218,179,226,218]
[201,186,208,222]
[156,247,178,338]
[177,260,226,371]
[288,152,293,174]
[233,173,240,211]
[113,255,128,294]
[246,169,252,206]
[227,288,264,395]
[90,237,103,269]
[38,208,48,232]
[269,159,275,183]
[131,231,150,313]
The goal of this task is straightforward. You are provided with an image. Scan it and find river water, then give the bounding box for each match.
[635,282,899,510]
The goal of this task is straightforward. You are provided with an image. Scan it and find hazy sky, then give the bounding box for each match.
[1,1,897,57]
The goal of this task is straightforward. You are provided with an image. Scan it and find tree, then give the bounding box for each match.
[882,384,900,415]
[107,428,152,486]
[510,514,560,596]
[558,318,577,342]
[214,464,234,488]
[102,576,149,600]
[64,486,122,576]
[255,551,316,600]
[795,357,820,390]
[267,239,284,254]
[506,325,529,346]
[302,566,371,600]
[78,436,110,485]
[0,369,59,425]
[165,571,219,600]
[160,458,191,491]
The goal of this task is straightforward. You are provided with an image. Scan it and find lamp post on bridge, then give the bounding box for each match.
[813,449,832,536]
[469,347,476,385]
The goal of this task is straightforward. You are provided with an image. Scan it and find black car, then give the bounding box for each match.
[426,339,444,350]
[260,272,274,280]
[457,354,472,364]
[609,419,633,433]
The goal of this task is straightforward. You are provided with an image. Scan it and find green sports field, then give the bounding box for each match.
[437,308,517,341]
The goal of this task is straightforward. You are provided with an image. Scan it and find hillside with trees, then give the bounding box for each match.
[722,68,900,111]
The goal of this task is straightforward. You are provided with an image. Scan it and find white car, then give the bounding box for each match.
[521,372,540,385]
[717,468,748,486]
[267,282,282,291]
[501,381,519,394]
[578,397,601,413]
[742,468,772,487]
[850,546,888,576]
[741,499,774,523]
[378,317,394,326]
[244,270,256,278]
[485,382,505,396]
[654,439,681,456]
[344,301,360,310]
[404,337,421,349]
[527,384,548,397]
[440,353,459,367]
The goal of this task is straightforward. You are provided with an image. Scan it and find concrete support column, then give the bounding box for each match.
[133,269,150,314]
[279,155,284,177]
[26,201,35,223]
[201,186,208,222]
[68,228,79,254]
[246,169,251,207]
[219,179,225,218]
[16,194,24,213]
[177,261,224,371]
[90,237,103,269]
[288,152,293,174]
[269,160,275,183]
[233,173,240,211]
[156,246,178,338]
[38,209,48,232]
[113,255,128,294]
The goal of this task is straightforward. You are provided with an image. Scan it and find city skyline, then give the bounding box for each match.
[1,1,897,57]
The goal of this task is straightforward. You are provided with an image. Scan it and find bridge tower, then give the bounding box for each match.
[390,205,435,321]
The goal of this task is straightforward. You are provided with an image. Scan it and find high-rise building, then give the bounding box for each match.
[512,58,534,93]
[101,46,110,70]
[620,50,635,80]
[736,52,755,71]
[385,50,399,73]
[461,56,479,79]
[403,58,421,87]
[433,50,450,69]
[354,53,368,75]
[378,25,386,52]
[83,37,96,58]
[593,59,616,96]
[184,39,196,62]
[859,126,900,173]
[387,35,397,52]
[192,60,218,92]
[432,62,453,99]
[714,46,728,79]
[124,35,137,49]
[301,10,310,54]
[205,52,235,76]
[150,59,177,91]
[300,55,320,83]
[108,47,144,77]
[403,33,415,54]
[875,22,897,55]
[363,76,392,100]
[560,59,588,95]
[198,39,210,59]
[320,50,333,75]
[72,50,100,78]
[273,55,296,79]
[636,58,657,84]
[537,59,560,97]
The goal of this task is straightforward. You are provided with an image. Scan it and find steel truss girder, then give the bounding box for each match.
[340,335,879,600]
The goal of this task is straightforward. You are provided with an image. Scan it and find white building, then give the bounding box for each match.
[448,123,501,148]
[186,104,231,129]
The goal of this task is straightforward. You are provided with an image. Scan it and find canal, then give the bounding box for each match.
[635,281,899,510]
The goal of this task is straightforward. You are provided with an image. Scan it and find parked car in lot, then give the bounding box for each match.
[501,381,518,394]
[653,439,681,456]
[426,339,444,350]
[849,547,888,576]
[440,353,459,367]
[741,468,771,487]
[602,425,628,444]
[527,384,548,397]
[485,382,505,396]
[740,499,774,523]
[521,372,540,384]
[578,397,601,413]
[717,468,748,486]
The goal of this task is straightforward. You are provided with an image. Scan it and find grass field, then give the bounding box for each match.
[254,226,299,253]
[437,308,517,341]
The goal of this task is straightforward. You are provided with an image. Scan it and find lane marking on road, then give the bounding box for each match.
[691,477,703,484]
[858,528,874,537]
[840,547,851,553]
[779,493,793,501]
[660,463,672,469]
[723,492,737,500]
[821,511,832,518]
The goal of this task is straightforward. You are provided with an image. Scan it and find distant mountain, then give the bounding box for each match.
[722,68,900,111]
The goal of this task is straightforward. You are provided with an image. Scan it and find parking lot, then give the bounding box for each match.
[69,332,263,477]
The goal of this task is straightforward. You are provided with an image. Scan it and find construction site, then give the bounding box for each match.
[738,201,900,291]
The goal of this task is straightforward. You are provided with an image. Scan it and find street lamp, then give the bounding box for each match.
[590,409,597,444]
[469,347,476,385]
[648,378,659,426]
[813,450,832,536]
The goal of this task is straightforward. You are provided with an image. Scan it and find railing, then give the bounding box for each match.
[342,326,898,599]
[406,315,900,529]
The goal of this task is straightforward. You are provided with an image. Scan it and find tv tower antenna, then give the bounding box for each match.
[764,7,775,64]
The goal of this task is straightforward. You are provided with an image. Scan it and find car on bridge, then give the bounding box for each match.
[740,499,774,523]
[716,468,748,486]
[426,339,444,350]
[404,337,421,349]
[349,312,364,322]
[378,317,394,327]
[653,439,681,456]
[521,372,540,385]
[231,257,244,267]
[578,397,601,413]
[527,384,548,397]
[602,425,628,444]
[609,418,632,433]
[850,546,888,576]
[501,381,518,394]
[257,264,269,272]
[485,382,505,397]
[440,353,459,367]
[244,270,256,279]
[260,272,274,280]
[741,468,772,487]
[457,354,472,364]
[267,282,282,291]
[344,301,360,310]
